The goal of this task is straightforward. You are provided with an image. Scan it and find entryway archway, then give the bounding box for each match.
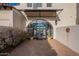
[26,19,53,40]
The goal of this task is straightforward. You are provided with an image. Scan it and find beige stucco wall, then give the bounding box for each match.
[0,10,26,30]
[25,3,76,39]
[15,3,77,39]
[29,3,76,38]
[56,25,79,54]
[15,3,77,27]
[13,10,26,30]
[0,10,13,27]
[0,4,76,29]
[52,3,76,27]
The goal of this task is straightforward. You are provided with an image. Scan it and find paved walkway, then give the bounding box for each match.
[49,39,79,56]
[8,40,57,56]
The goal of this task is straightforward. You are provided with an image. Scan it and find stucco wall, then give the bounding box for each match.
[0,10,13,27]
[13,10,26,30]
[15,3,77,38]
[52,3,76,27]
[56,25,79,53]
[15,3,77,27]
[0,10,26,30]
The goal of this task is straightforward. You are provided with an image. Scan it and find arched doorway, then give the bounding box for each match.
[27,19,53,40]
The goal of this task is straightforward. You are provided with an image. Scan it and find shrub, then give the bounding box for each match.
[0,26,31,53]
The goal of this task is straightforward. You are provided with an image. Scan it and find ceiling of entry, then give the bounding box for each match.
[24,9,57,17]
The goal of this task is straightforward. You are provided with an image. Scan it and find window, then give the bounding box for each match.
[27,3,32,7]
[37,3,42,7]
[47,3,52,7]
[33,3,42,7]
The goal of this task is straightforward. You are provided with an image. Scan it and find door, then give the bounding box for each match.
[33,22,47,39]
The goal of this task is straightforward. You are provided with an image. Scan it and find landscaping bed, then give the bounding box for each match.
[0,26,31,55]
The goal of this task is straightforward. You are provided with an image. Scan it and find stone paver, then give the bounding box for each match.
[8,40,57,56]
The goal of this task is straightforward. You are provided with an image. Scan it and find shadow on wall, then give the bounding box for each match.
[76,3,79,24]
